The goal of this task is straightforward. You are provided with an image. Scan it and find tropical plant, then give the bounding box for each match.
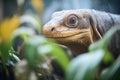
[0,0,120,80]
[66,25,120,80]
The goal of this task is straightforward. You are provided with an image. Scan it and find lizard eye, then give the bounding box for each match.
[66,14,78,27]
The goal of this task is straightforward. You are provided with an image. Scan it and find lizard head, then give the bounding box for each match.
[42,9,102,55]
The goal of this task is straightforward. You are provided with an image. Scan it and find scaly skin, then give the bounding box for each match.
[43,9,120,56]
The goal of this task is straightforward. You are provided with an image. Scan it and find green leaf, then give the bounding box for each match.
[23,36,45,70]
[66,49,104,80]
[100,56,120,80]
[23,42,38,70]
[0,40,12,64]
[11,27,36,40]
[20,15,42,34]
[38,39,70,70]
[23,35,70,71]
[89,25,120,51]
[102,49,114,63]
[49,44,70,70]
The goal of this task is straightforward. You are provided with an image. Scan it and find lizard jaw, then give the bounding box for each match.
[43,24,91,44]
[43,24,93,55]
[43,24,90,38]
[51,31,92,44]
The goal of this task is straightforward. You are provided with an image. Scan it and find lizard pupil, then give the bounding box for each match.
[69,17,76,25]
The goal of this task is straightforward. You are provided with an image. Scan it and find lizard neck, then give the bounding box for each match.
[62,43,89,56]
[93,10,120,36]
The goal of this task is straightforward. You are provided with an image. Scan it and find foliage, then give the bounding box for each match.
[0,0,120,80]
[66,25,120,80]
[0,15,120,80]
[0,13,70,80]
[0,16,20,65]
[66,49,104,80]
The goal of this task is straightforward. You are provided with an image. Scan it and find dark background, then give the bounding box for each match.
[0,0,120,24]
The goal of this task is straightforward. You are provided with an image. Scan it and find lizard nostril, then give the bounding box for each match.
[51,27,55,31]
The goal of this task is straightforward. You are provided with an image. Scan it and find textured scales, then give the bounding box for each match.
[43,9,120,56]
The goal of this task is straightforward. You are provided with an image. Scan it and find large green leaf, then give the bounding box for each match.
[66,49,104,80]
[89,25,120,80]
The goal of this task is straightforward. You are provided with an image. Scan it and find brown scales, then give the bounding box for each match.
[43,9,120,57]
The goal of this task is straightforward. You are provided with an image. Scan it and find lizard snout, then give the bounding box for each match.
[42,23,55,37]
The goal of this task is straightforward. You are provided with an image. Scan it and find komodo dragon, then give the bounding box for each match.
[43,9,120,57]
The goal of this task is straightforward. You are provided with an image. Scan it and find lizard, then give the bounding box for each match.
[42,9,120,57]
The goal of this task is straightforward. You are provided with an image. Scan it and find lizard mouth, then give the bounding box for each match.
[51,30,89,38]
[43,24,91,41]
[43,24,92,45]
[48,29,91,45]
[45,29,90,39]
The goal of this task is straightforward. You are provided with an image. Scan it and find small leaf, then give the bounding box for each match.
[100,56,120,80]
[20,15,42,33]
[23,42,38,70]
[12,27,36,40]
[23,36,44,70]
[103,49,114,63]
[0,41,12,64]
[38,40,70,70]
